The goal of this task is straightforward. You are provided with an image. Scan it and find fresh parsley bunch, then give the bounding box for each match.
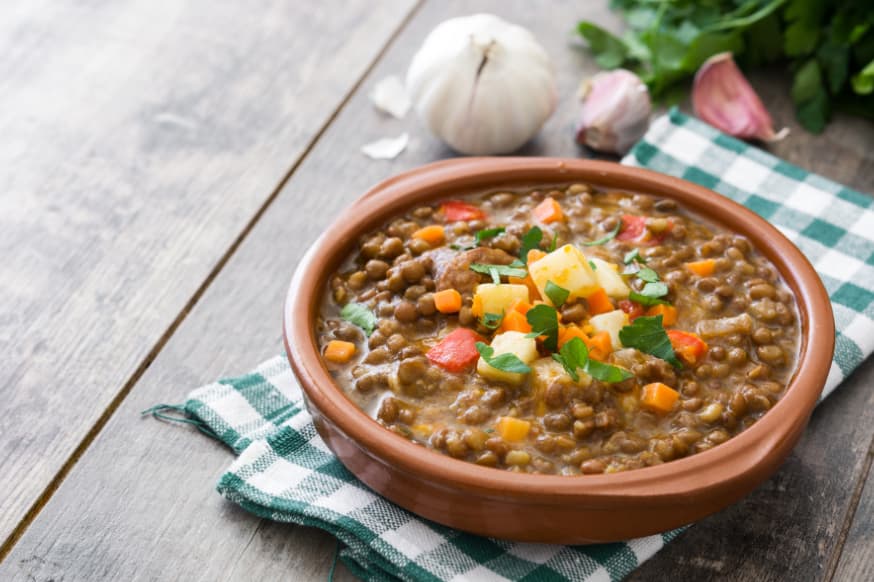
[577,0,874,133]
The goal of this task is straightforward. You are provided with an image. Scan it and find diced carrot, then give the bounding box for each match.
[646,304,678,326]
[471,294,484,317]
[441,200,486,222]
[426,328,485,373]
[686,259,716,276]
[640,382,680,413]
[558,325,587,349]
[584,331,612,361]
[586,287,614,315]
[498,309,532,334]
[411,225,445,246]
[510,299,533,315]
[433,289,462,313]
[667,330,709,366]
[527,249,547,264]
[324,340,356,363]
[496,416,531,442]
[509,275,541,301]
[532,197,564,224]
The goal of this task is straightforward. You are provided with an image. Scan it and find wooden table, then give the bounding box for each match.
[1,1,872,580]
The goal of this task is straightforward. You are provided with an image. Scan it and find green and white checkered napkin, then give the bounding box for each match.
[172,109,874,582]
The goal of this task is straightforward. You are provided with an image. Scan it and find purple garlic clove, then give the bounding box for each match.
[575,69,652,155]
[693,52,788,142]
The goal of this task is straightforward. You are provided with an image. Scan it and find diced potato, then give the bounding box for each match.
[590,258,630,299]
[473,284,529,317]
[528,244,599,303]
[697,313,753,338]
[530,358,591,395]
[589,309,629,351]
[476,331,538,385]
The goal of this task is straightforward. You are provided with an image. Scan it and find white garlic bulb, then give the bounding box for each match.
[406,14,557,155]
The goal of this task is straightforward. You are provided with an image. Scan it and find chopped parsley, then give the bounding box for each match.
[519,226,544,262]
[339,303,377,336]
[629,282,669,306]
[618,315,681,368]
[623,248,646,264]
[469,263,528,284]
[475,227,505,244]
[525,304,560,352]
[544,281,570,308]
[480,311,504,330]
[589,260,597,271]
[552,337,632,383]
[582,221,621,246]
[636,267,660,283]
[475,342,531,374]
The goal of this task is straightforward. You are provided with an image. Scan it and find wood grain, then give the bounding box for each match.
[0,0,416,549]
[831,438,874,581]
[1,1,872,581]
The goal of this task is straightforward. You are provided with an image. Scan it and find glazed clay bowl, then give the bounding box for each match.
[284,157,834,544]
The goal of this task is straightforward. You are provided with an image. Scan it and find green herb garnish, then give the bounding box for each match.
[623,248,646,265]
[552,337,632,383]
[619,315,681,368]
[475,227,505,244]
[481,311,504,330]
[519,226,544,262]
[548,234,558,252]
[525,304,560,352]
[475,342,531,374]
[589,260,597,271]
[340,303,377,336]
[470,263,528,284]
[636,267,660,283]
[545,281,570,308]
[582,221,621,246]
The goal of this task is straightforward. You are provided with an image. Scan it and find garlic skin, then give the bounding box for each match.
[693,52,788,142]
[575,69,651,155]
[406,14,557,155]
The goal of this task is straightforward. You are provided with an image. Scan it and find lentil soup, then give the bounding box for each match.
[317,184,800,475]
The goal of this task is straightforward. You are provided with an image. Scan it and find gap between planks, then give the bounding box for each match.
[825,428,874,582]
[0,0,424,563]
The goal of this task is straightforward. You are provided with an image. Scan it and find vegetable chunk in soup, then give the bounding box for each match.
[317,185,800,475]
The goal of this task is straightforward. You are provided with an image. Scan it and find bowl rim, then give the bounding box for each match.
[284,157,834,503]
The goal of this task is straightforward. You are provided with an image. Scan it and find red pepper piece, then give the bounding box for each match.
[616,214,671,246]
[667,330,709,366]
[441,200,487,222]
[618,299,645,321]
[426,328,486,373]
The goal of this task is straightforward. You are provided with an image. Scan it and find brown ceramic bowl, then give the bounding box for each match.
[284,158,834,543]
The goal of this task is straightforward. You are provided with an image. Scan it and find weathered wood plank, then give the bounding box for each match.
[831,441,874,581]
[3,1,872,581]
[0,0,416,548]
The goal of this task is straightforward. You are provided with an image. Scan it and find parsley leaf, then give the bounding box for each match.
[623,248,646,265]
[577,21,630,69]
[548,235,558,252]
[582,221,621,246]
[525,304,560,352]
[475,342,531,374]
[589,260,597,271]
[637,267,660,283]
[469,263,528,284]
[481,311,504,330]
[629,282,669,306]
[619,315,681,368]
[475,227,505,244]
[545,281,570,308]
[519,226,543,262]
[340,303,377,336]
[552,337,632,383]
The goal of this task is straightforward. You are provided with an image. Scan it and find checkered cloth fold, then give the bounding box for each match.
[177,109,873,582]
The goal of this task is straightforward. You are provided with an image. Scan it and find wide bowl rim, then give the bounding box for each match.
[284,157,834,503]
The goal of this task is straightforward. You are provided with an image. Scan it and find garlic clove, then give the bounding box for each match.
[361,133,409,160]
[369,75,411,119]
[693,52,788,142]
[575,69,651,155]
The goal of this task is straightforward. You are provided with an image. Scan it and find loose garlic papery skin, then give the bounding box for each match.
[406,14,557,155]
[575,69,651,155]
